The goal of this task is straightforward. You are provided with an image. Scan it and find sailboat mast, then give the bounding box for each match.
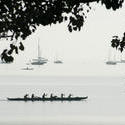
[55,52,58,61]
[38,38,41,59]
[108,49,111,61]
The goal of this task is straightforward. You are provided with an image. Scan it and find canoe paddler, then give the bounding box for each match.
[68,94,72,98]
[31,94,35,99]
[61,93,65,99]
[42,93,47,99]
[24,94,29,99]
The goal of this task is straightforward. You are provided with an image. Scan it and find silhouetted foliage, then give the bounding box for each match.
[19,42,24,51]
[111,33,125,52]
[1,49,14,63]
[1,42,24,63]
[0,0,124,40]
[0,0,124,62]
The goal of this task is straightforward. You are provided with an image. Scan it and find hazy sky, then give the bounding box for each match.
[0,2,125,76]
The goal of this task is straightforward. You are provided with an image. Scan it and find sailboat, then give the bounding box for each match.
[106,50,117,65]
[120,54,125,63]
[106,61,117,65]
[54,60,63,64]
[120,59,125,63]
[22,60,34,70]
[22,67,34,70]
[31,39,48,65]
[54,53,63,64]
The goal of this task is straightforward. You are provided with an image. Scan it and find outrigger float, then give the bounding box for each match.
[7,96,88,101]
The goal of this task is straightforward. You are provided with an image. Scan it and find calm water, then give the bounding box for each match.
[0,76,125,125]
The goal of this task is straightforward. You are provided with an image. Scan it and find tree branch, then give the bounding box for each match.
[0,35,13,38]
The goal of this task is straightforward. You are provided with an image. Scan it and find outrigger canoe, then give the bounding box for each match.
[7,96,88,101]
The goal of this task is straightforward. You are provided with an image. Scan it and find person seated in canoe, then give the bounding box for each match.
[61,93,65,99]
[50,93,57,99]
[31,94,35,99]
[50,93,54,98]
[24,94,29,99]
[42,93,47,99]
[68,94,72,99]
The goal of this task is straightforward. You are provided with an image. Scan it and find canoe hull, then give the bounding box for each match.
[7,97,88,101]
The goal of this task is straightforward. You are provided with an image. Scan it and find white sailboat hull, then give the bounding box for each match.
[106,61,117,65]
[31,61,47,65]
[54,60,63,64]
[22,67,34,70]
[120,60,125,63]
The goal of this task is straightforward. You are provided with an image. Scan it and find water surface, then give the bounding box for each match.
[0,76,125,125]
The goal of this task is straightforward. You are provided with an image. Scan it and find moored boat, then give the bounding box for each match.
[31,39,48,65]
